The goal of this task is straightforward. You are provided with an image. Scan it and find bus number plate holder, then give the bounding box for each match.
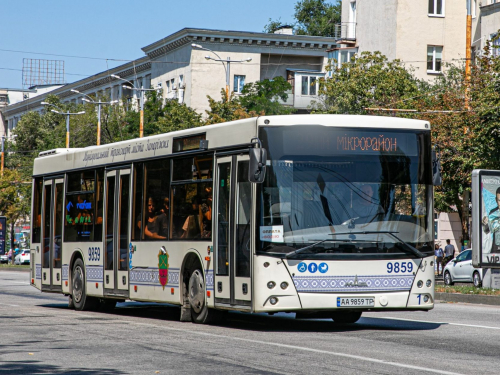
[337,297,375,308]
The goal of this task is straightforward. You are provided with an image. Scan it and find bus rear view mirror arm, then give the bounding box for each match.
[249,137,267,184]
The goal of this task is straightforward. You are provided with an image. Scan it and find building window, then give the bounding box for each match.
[171,78,175,91]
[472,0,476,18]
[491,34,500,57]
[166,80,171,93]
[234,75,245,93]
[428,0,444,17]
[301,76,317,96]
[179,75,184,89]
[427,46,443,73]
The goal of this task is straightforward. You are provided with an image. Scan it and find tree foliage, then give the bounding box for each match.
[239,77,293,115]
[318,51,424,114]
[264,0,341,36]
[205,89,257,125]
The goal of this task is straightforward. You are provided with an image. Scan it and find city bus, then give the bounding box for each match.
[30,114,436,324]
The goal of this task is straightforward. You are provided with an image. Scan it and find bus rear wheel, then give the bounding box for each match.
[188,269,219,324]
[331,311,362,324]
[72,258,97,311]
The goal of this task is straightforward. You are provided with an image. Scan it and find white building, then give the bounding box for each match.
[334,0,467,80]
[1,28,336,137]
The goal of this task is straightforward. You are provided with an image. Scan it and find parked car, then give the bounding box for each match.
[0,253,8,264]
[14,250,30,265]
[443,249,482,287]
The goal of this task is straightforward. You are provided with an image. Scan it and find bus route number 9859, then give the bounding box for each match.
[88,247,100,262]
[387,261,413,274]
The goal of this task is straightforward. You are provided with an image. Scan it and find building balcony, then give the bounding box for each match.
[335,22,356,45]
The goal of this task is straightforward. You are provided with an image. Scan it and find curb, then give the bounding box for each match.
[435,292,500,306]
[0,267,30,273]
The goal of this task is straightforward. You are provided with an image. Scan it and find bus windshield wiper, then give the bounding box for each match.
[285,239,335,258]
[330,231,425,258]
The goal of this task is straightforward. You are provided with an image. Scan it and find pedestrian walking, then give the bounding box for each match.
[435,243,444,275]
[444,239,455,265]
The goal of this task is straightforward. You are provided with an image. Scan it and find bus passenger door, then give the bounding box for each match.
[215,155,252,309]
[41,177,64,292]
[103,168,131,297]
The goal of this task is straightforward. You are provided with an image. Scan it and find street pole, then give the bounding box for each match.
[465,0,472,110]
[97,103,101,146]
[226,57,231,101]
[191,44,251,102]
[71,89,118,146]
[1,136,5,177]
[140,89,144,138]
[65,113,70,148]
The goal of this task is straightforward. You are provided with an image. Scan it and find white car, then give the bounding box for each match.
[443,249,482,287]
[14,250,30,265]
[0,253,8,263]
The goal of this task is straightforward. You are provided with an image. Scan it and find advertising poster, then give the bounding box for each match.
[0,216,6,255]
[473,171,500,267]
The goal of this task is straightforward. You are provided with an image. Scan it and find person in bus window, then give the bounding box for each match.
[157,197,170,238]
[181,198,202,239]
[200,186,212,238]
[138,197,166,240]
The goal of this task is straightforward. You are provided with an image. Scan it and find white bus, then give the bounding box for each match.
[30,115,436,323]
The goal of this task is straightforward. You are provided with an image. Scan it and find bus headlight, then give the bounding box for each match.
[267,281,276,289]
[280,282,288,290]
[426,280,432,287]
[417,280,423,288]
[423,295,429,303]
[270,297,278,305]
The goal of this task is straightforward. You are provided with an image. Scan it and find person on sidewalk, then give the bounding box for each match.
[444,239,455,265]
[435,243,444,275]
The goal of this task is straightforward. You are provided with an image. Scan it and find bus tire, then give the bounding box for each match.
[188,268,216,324]
[72,258,97,311]
[331,311,362,324]
[444,271,454,286]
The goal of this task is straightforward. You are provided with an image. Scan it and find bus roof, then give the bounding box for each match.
[33,114,430,176]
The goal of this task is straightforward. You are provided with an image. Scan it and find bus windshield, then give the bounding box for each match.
[257,125,434,259]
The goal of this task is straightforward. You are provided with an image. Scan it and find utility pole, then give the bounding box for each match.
[465,0,472,110]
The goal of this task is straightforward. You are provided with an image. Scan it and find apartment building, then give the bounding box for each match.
[334,0,467,80]
[1,28,336,137]
[473,1,500,57]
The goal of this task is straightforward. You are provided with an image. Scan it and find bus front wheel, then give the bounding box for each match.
[72,258,97,311]
[332,311,362,324]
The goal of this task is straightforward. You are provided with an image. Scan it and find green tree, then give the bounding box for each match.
[205,89,256,125]
[318,51,425,114]
[0,169,31,263]
[239,77,294,115]
[263,18,288,34]
[294,0,341,37]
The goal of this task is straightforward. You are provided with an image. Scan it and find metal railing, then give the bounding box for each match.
[335,22,356,40]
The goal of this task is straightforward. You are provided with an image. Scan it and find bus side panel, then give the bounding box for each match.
[31,244,42,290]
[80,243,105,298]
[128,242,213,307]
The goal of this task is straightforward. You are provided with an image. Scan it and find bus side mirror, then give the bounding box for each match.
[432,147,442,186]
[249,138,267,184]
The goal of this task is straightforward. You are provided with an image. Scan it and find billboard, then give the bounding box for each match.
[0,216,6,255]
[472,170,500,268]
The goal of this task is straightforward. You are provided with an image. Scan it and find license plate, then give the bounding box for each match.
[337,297,375,307]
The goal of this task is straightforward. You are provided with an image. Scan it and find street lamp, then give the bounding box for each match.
[1,134,17,177]
[41,102,85,148]
[191,43,252,100]
[110,74,156,138]
[70,89,118,146]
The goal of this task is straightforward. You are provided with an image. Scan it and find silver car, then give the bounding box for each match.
[0,253,7,264]
[443,249,482,287]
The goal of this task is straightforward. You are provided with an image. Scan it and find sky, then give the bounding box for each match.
[0,0,296,89]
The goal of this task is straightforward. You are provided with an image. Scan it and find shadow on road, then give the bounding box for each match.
[0,361,125,374]
[38,302,443,333]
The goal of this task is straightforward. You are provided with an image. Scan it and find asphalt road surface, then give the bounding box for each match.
[1,270,499,375]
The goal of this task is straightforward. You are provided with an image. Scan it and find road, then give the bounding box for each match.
[0,271,498,375]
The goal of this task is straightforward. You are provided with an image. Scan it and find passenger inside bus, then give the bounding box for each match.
[138,197,167,240]
[181,198,202,239]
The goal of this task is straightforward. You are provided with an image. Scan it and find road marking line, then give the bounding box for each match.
[378,316,500,330]
[0,303,20,307]
[111,319,462,375]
